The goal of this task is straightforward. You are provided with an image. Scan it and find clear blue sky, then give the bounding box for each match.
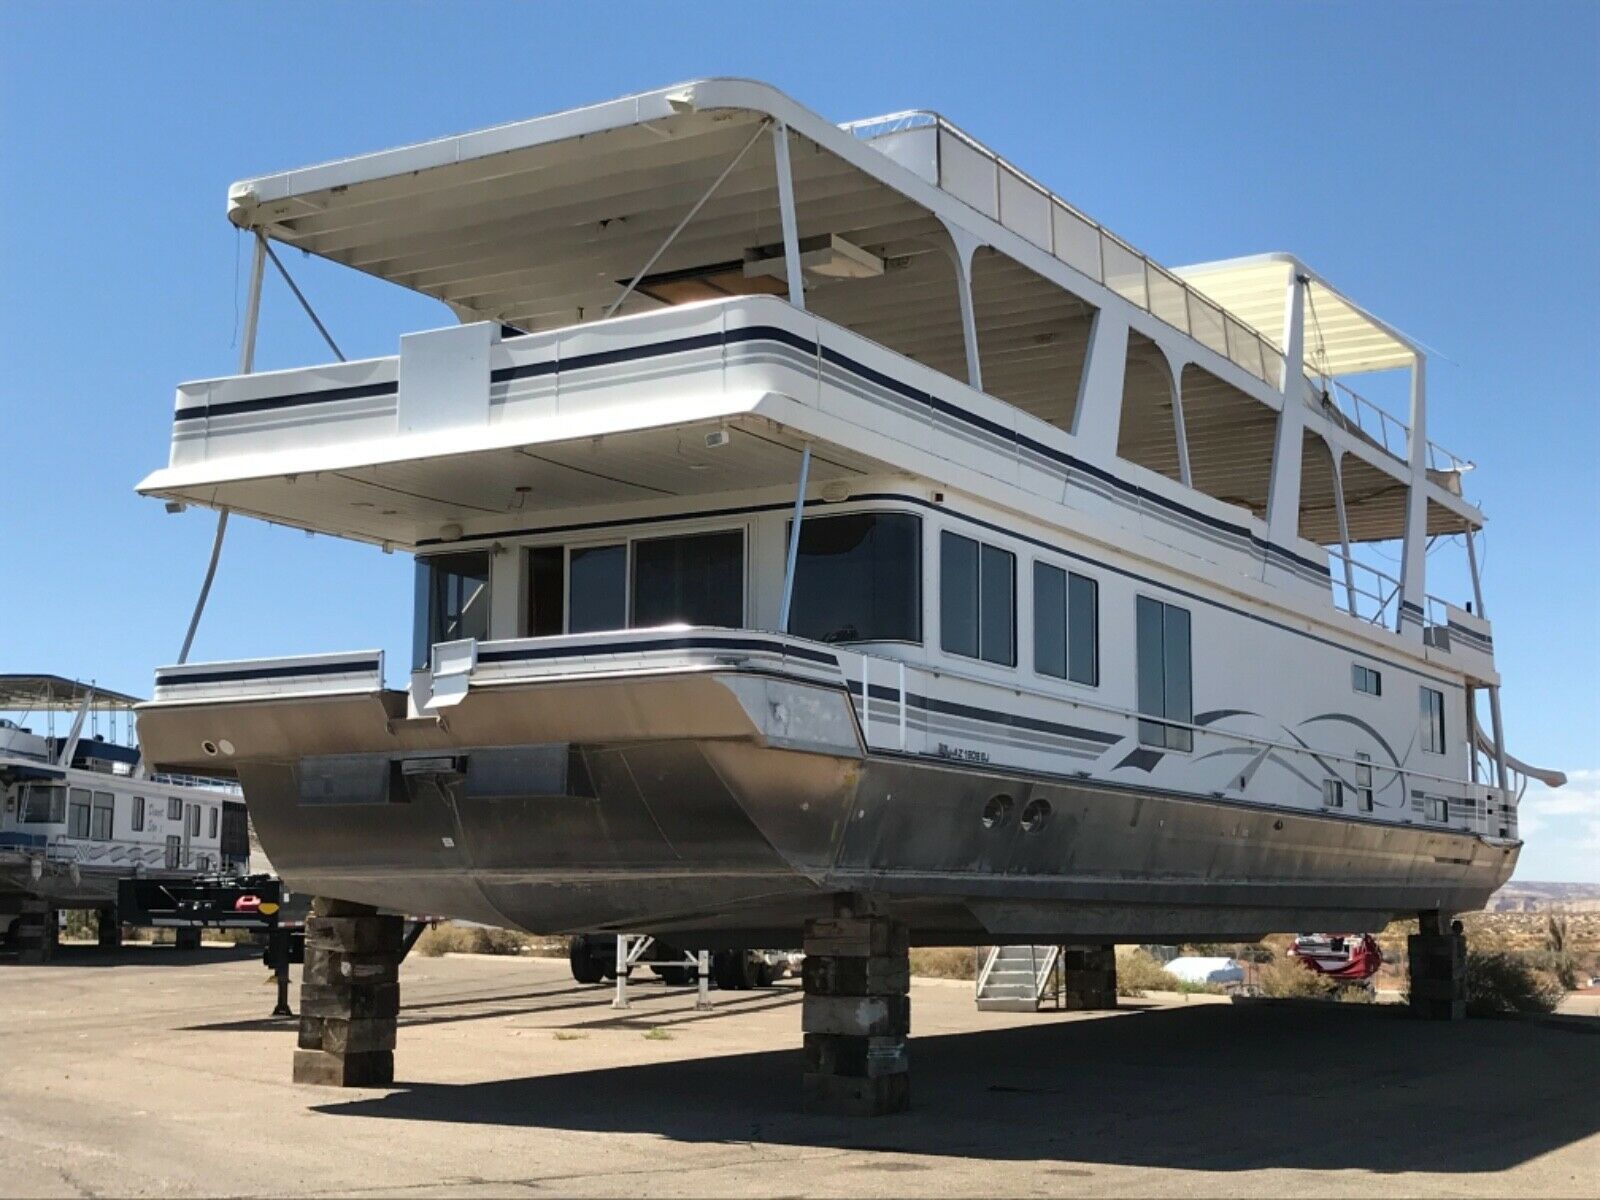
[3,3,1596,880]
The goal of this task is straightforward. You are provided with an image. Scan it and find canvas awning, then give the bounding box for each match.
[1173,254,1420,376]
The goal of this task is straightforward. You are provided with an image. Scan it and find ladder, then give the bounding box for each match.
[975,944,1061,1011]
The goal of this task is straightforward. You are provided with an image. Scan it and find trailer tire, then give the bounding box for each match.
[569,935,606,985]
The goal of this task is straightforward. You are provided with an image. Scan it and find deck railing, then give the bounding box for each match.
[842,110,1287,388]
[1324,381,1474,479]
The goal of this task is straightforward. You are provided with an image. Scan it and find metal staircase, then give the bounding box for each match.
[975,944,1061,1011]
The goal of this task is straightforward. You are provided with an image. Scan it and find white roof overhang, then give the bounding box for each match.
[1173,254,1419,376]
[137,402,889,551]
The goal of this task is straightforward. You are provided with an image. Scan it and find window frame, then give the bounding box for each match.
[167,797,183,821]
[1354,755,1375,812]
[90,791,115,841]
[67,787,92,839]
[783,509,924,646]
[1351,663,1382,697]
[939,529,1016,668]
[1322,778,1345,809]
[208,806,218,839]
[412,549,493,669]
[629,526,748,631]
[1135,595,1194,753]
[131,796,146,832]
[19,783,66,824]
[1032,560,1100,688]
[1420,686,1446,755]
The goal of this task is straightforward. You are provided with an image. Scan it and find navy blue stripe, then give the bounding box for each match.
[173,322,1323,576]
[173,380,396,424]
[479,634,838,669]
[157,659,381,687]
[848,679,1121,746]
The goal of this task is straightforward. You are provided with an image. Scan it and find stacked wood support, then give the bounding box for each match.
[96,907,122,949]
[801,907,910,1115]
[292,897,402,1087]
[1061,943,1118,1009]
[1408,911,1466,1020]
[174,926,202,951]
[15,898,53,964]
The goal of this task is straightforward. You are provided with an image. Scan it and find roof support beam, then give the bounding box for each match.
[941,221,984,390]
[1397,355,1428,639]
[1070,309,1129,457]
[771,122,805,312]
[1266,271,1307,548]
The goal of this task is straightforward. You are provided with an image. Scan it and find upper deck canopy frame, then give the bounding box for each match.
[0,675,142,712]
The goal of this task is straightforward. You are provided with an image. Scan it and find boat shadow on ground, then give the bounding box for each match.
[313,1002,1600,1175]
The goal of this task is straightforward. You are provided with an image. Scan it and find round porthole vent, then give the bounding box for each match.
[981,794,1013,829]
[200,740,219,757]
[1020,798,1052,833]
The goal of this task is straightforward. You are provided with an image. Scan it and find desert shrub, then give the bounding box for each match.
[1461,951,1564,1017]
[412,922,538,957]
[1258,956,1338,999]
[910,947,979,980]
[1116,948,1180,996]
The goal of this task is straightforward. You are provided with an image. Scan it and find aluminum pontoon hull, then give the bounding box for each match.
[135,669,1517,946]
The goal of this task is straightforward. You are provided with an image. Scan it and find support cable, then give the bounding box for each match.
[263,242,347,362]
[604,119,772,320]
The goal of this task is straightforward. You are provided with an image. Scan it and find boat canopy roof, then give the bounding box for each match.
[0,675,142,712]
[1173,255,1418,376]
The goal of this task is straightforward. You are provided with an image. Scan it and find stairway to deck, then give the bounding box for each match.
[975,944,1060,1011]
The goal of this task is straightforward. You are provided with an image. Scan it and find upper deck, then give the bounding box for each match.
[141,79,1491,665]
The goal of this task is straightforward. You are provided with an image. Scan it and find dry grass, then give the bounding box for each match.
[1114,948,1180,996]
[411,922,565,958]
[910,946,980,980]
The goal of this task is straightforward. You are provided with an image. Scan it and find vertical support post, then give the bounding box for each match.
[771,122,805,312]
[696,950,712,1011]
[1070,309,1130,457]
[15,897,52,964]
[612,935,630,1010]
[1061,944,1118,1010]
[942,222,984,390]
[1464,526,1487,618]
[1408,911,1465,1020]
[897,660,907,751]
[778,443,812,633]
[1266,271,1308,550]
[1397,354,1429,639]
[293,897,402,1086]
[1329,448,1359,615]
[96,906,122,950]
[802,900,910,1115]
[1165,350,1193,488]
[1487,685,1511,792]
[269,927,294,1017]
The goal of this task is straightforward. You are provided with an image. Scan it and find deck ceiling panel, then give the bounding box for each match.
[149,422,880,551]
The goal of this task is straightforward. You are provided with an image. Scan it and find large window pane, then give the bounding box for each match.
[1137,596,1191,750]
[68,787,92,838]
[525,546,565,636]
[789,513,921,644]
[412,551,490,668]
[568,544,627,633]
[1067,572,1099,686]
[940,532,979,658]
[979,544,1016,665]
[20,784,65,824]
[631,530,744,628]
[1033,562,1068,678]
[91,792,114,841]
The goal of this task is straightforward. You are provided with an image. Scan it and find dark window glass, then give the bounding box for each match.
[167,797,183,821]
[1352,664,1382,696]
[1421,687,1446,753]
[189,805,201,836]
[68,788,92,838]
[165,835,181,869]
[412,551,491,668]
[208,806,218,839]
[788,513,921,643]
[526,546,565,636]
[940,532,979,659]
[1033,562,1068,678]
[1067,572,1099,686]
[568,545,627,633]
[91,792,114,840]
[1136,596,1193,751]
[21,784,65,824]
[980,544,1016,665]
[131,796,145,832]
[1356,755,1374,811]
[631,530,744,629]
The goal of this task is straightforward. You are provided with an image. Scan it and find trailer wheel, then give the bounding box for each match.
[569,935,605,984]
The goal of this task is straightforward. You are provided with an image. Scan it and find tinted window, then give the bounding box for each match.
[1035,564,1099,686]
[1421,687,1446,753]
[167,797,183,821]
[526,546,565,636]
[412,551,490,668]
[1352,664,1382,696]
[940,532,980,659]
[631,530,744,628]
[788,513,921,643]
[568,545,627,633]
[1136,596,1193,751]
[68,788,92,838]
[21,784,65,824]
[979,544,1016,665]
[91,792,114,840]
[131,796,146,832]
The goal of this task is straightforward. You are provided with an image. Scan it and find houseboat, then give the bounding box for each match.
[131,80,1559,947]
[1,674,247,950]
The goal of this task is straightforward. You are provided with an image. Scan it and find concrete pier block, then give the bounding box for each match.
[1062,944,1117,1010]
[15,898,52,964]
[292,899,402,1087]
[801,909,910,1116]
[1408,913,1466,1021]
